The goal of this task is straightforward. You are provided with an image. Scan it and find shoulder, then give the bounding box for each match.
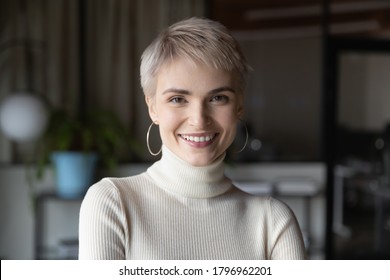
[87,172,151,195]
[229,186,296,219]
[261,196,298,226]
[228,185,279,206]
[268,196,295,217]
[81,172,151,209]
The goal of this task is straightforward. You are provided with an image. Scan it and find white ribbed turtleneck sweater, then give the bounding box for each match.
[79,146,306,260]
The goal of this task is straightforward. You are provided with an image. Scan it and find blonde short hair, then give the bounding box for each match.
[140,17,251,97]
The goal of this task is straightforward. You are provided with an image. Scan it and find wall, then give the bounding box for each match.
[239,37,322,160]
[339,52,390,131]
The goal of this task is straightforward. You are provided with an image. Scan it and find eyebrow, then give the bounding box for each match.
[161,86,236,95]
[209,86,236,95]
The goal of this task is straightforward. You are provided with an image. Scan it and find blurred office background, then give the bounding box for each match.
[0,0,389,259]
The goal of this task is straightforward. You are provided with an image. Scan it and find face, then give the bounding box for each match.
[146,58,243,166]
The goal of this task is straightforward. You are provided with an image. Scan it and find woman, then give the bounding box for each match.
[79,17,306,260]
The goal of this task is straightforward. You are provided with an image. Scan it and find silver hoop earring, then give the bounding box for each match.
[146,122,162,156]
[236,119,249,153]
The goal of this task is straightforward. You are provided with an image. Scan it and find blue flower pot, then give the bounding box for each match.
[51,152,98,199]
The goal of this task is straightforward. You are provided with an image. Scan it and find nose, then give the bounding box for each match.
[188,102,211,128]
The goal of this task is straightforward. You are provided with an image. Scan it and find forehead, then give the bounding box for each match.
[156,58,236,91]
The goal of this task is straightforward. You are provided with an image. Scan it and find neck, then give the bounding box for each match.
[147,146,232,198]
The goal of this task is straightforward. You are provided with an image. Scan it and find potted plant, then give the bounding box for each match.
[37,108,140,198]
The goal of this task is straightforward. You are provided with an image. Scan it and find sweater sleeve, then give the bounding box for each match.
[268,197,307,260]
[78,179,128,260]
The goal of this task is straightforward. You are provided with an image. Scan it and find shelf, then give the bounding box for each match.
[34,191,83,260]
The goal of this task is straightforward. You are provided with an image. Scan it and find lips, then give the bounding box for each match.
[179,133,217,143]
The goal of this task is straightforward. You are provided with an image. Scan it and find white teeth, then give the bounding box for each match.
[181,134,215,143]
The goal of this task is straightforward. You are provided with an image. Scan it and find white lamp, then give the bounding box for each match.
[0,91,49,142]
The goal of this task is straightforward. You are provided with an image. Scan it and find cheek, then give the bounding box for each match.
[221,105,240,124]
[218,109,239,137]
[157,108,182,133]
[227,119,239,139]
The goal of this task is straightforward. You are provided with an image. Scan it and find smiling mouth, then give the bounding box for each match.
[179,134,217,143]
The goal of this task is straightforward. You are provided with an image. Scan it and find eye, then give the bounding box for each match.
[169,96,187,104]
[210,95,229,104]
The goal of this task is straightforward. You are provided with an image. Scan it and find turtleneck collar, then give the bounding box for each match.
[146,145,232,199]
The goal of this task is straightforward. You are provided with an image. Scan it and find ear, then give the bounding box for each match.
[145,95,159,124]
